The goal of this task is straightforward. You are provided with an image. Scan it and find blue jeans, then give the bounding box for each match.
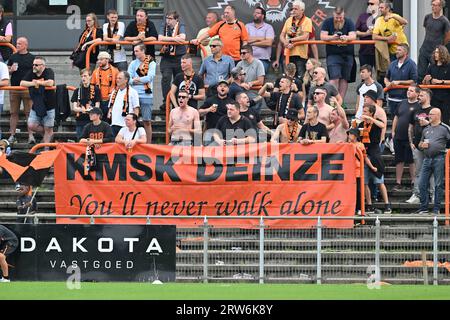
[419,154,445,212]
[260,59,270,75]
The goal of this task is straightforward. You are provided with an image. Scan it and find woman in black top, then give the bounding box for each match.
[423,45,450,125]
[73,13,103,70]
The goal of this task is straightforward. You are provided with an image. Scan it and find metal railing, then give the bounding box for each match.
[384,84,450,92]
[85,40,207,70]
[0,42,17,54]
[284,39,395,64]
[1,214,448,284]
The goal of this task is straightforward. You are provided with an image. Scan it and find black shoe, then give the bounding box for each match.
[384,204,392,214]
[414,209,429,215]
[392,184,403,192]
[366,205,375,214]
[159,103,166,111]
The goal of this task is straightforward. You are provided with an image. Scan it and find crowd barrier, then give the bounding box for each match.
[384,84,450,92]
[0,42,17,55]
[0,213,446,284]
[85,40,207,70]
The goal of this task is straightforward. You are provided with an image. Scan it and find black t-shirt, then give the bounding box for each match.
[80,121,114,143]
[299,122,329,142]
[240,107,261,129]
[358,120,382,156]
[71,85,101,123]
[17,195,37,215]
[215,115,255,140]
[426,63,450,102]
[23,68,56,110]
[124,20,158,58]
[201,95,235,129]
[394,100,420,141]
[7,52,35,86]
[410,105,433,147]
[321,17,356,56]
[268,92,302,118]
[172,73,204,109]
[0,225,18,244]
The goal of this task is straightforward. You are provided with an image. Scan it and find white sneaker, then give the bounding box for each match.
[0,278,10,282]
[406,194,420,204]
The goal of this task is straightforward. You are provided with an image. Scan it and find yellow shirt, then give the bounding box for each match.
[282,16,313,59]
[373,14,408,55]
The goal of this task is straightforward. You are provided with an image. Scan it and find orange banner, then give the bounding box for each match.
[54,143,357,228]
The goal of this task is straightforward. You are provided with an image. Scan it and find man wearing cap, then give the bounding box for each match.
[200,80,235,145]
[91,51,119,120]
[271,108,302,143]
[79,107,113,145]
[168,91,201,146]
[228,66,246,100]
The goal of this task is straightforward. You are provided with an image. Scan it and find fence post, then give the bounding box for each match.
[259,217,265,284]
[433,217,438,286]
[33,215,39,225]
[146,216,151,225]
[316,217,322,285]
[90,216,95,225]
[375,217,381,283]
[203,216,209,284]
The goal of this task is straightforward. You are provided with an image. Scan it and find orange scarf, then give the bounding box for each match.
[284,121,300,143]
[110,85,129,116]
[137,55,153,93]
[161,22,180,56]
[361,122,373,144]
[77,26,97,53]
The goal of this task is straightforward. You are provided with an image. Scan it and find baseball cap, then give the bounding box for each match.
[97,51,111,60]
[286,108,299,121]
[89,107,103,116]
[218,79,229,86]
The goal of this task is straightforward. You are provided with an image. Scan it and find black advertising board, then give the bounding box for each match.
[5,224,176,282]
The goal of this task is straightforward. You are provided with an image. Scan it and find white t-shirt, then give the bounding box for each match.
[102,22,127,63]
[110,86,140,127]
[356,81,384,119]
[0,62,10,104]
[118,126,146,142]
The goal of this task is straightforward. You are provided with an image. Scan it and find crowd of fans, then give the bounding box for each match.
[0,1,449,215]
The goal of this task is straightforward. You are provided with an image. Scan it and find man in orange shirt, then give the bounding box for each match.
[280,1,312,78]
[192,5,248,62]
[90,51,119,120]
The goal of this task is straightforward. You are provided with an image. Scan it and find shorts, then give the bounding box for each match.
[326,54,353,81]
[394,139,414,164]
[9,90,32,114]
[364,164,384,185]
[140,98,153,121]
[28,109,55,128]
[0,240,18,256]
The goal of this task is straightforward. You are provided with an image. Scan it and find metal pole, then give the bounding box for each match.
[375,217,381,284]
[433,217,438,286]
[259,217,265,284]
[203,216,209,284]
[316,217,322,285]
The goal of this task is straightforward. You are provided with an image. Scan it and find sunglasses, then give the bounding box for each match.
[33,63,43,66]
[210,44,221,48]
[178,95,188,99]
[368,2,375,5]
[240,51,248,55]
[313,92,325,95]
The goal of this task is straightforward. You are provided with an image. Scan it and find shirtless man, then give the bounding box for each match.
[271,108,302,143]
[168,91,202,146]
[310,87,334,130]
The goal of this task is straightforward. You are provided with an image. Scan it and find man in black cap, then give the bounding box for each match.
[79,107,114,145]
[271,108,302,143]
[0,225,18,282]
[200,80,235,145]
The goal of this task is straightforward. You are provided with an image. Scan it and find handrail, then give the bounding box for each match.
[85,40,207,70]
[29,143,58,154]
[355,147,365,223]
[284,39,395,64]
[384,84,450,92]
[165,92,171,144]
[446,149,450,226]
[0,42,17,54]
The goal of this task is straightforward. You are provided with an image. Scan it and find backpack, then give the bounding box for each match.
[55,84,71,126]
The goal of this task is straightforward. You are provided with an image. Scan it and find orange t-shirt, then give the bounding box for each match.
[91,66,119,101]
[208,20,249,61]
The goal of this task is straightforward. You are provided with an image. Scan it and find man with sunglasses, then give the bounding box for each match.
[199,38,234,96]
[20,56,55,144]
[168,92,201,146]
[307,67,342,108]
[311,87,335,131]
[228,66,246,100]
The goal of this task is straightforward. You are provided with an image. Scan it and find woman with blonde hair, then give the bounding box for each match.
[71,13,103,70]
[302,58,321,108]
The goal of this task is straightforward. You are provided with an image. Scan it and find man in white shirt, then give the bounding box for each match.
[103,9,128,71]
[107,71,140,137]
